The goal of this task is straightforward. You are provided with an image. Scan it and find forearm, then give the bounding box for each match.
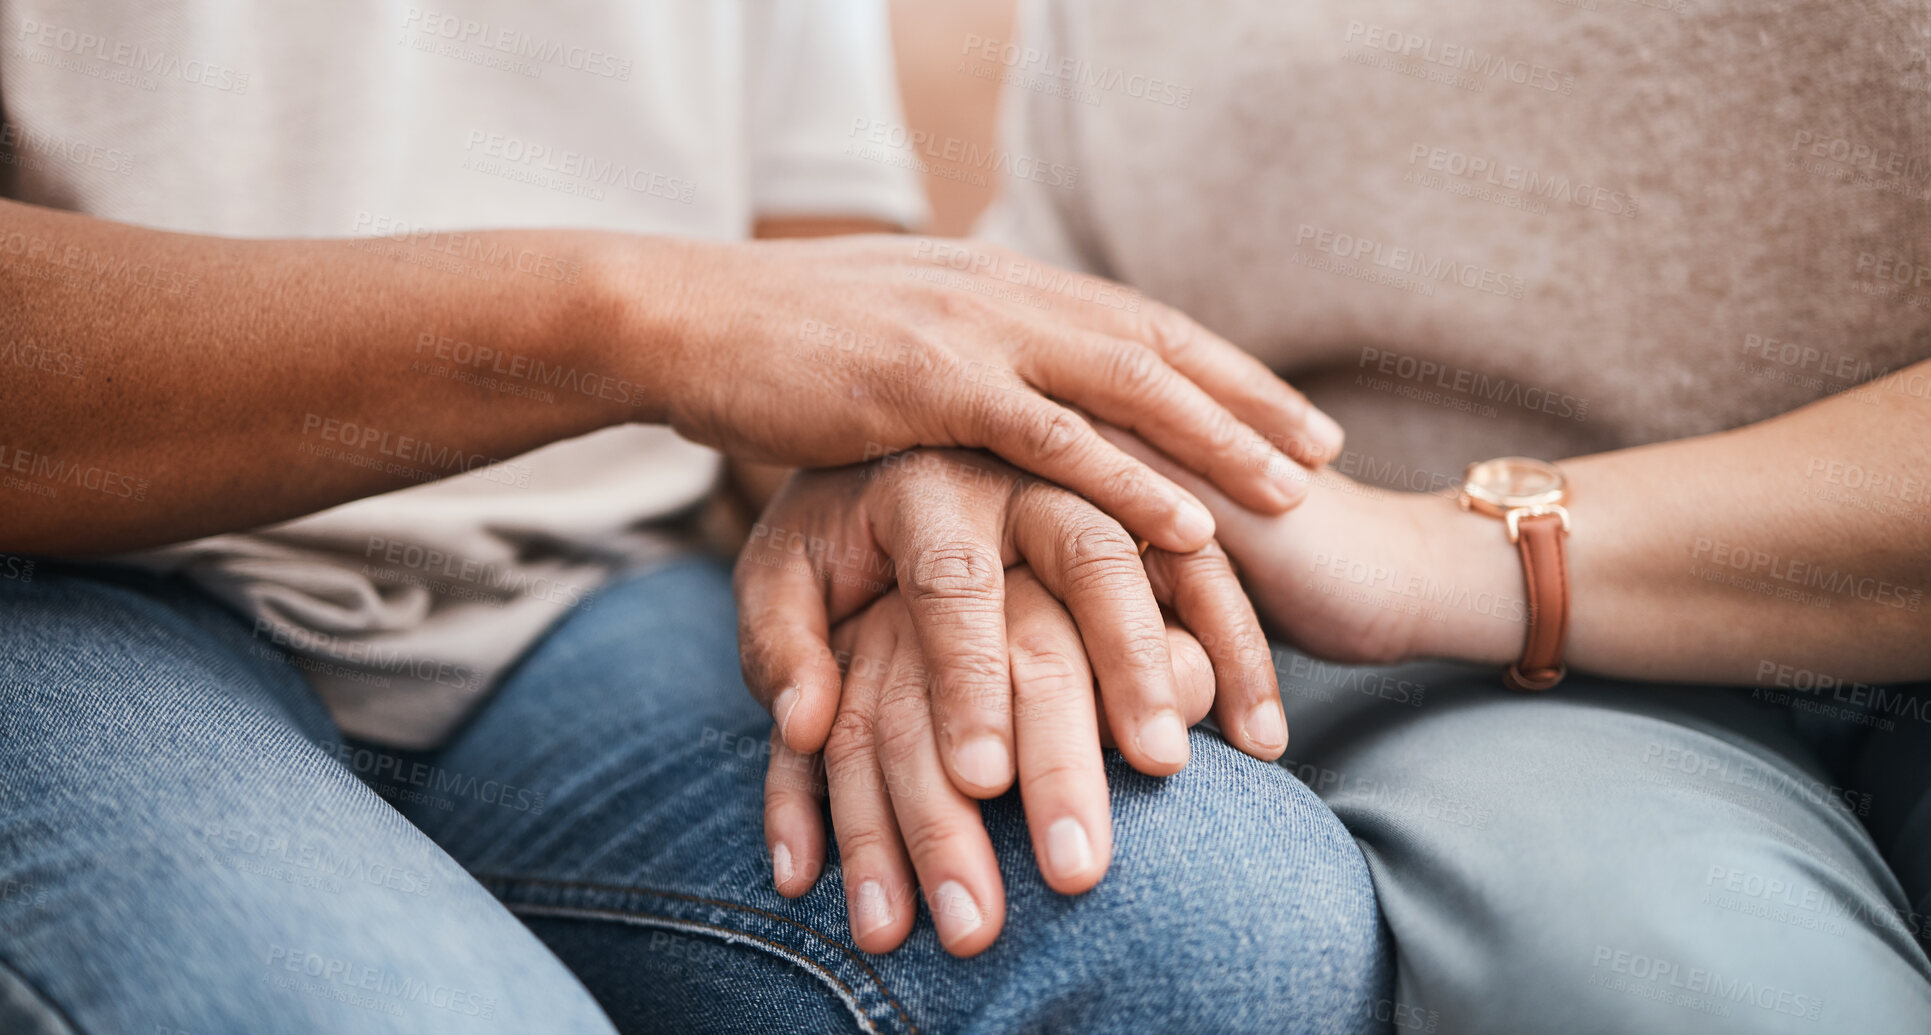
[1417,362,1931,684]
[0,199,680,556]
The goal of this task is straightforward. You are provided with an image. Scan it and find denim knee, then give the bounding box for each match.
[970,728,1391,1035]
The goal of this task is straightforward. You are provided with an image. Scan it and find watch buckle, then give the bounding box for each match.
[1503,504,1571,544]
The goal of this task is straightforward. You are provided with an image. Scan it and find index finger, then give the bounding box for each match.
[958,390,1218,553]
[1028,277,1343,472]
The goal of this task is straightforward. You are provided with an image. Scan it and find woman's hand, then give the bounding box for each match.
[1100,424,1478,667]
[762,568,1220,957]
[643,233,1341,555]
[736,449,1286,797]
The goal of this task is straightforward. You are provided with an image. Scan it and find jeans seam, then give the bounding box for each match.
[475,874,919,1035]
[505,905,881,1035]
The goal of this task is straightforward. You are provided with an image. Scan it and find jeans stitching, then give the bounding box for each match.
[504,905,880,1035]
[476,874,919,1035]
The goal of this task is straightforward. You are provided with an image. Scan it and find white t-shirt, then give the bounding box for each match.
[1,1,927,746]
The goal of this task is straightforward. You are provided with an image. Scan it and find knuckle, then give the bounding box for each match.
[1059,538,1146,599]
[1017,753,1093,796]
[1024,406,1090,466]
[1008,639,1089,698]
[928,650,1009,707]
[1104,344,1165,398]
[897,816,972,864]
[872,707,932,772]
[903,542,1003,604]
[1119,622,1174,673]
[1201,410,1246,457]
[1137,302,1193,355]
[826,708,878,760]
[836,825,898,862]
[1059,515,1138,569]
[1090,460,1149,512]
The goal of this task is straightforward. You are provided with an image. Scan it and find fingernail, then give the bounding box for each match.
[774,686,801,745]
[771,842,794,888]
[1135,712,1190,768]
[1045,816,1095,880]
[1244,699,1288,754]
[1306,408,1344,454]
[1172,499,1215,545]
[929,880,984,946]
[953,735,1011,791]
[1269,452,1311,500]
[854,879,895,939]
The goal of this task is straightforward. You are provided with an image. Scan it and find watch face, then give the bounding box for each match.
[1464,456,1565,507]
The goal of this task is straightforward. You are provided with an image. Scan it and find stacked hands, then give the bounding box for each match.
[699,236,1434,957]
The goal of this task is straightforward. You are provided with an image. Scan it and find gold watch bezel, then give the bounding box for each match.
[1458,457,1570,543]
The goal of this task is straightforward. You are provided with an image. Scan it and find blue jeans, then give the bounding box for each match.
[0,559,1390,1034]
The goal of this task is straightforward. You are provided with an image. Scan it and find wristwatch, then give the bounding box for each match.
[1457,457,1571,691]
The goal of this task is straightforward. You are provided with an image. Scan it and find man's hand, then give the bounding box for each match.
[762,569,1218,957]
[647,233,1340,556]
[736,450,1286,798]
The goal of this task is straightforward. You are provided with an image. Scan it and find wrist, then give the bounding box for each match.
[579,232,715,427]
[1403,489,1526,666]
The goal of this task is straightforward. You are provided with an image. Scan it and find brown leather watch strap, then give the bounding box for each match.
[1504,512,1570,691]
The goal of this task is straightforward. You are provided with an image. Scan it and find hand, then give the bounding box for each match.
[762,569,1220,957]
[645,233,1342,555]
[1100,425,1511,666]
[736,449,1286,798]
